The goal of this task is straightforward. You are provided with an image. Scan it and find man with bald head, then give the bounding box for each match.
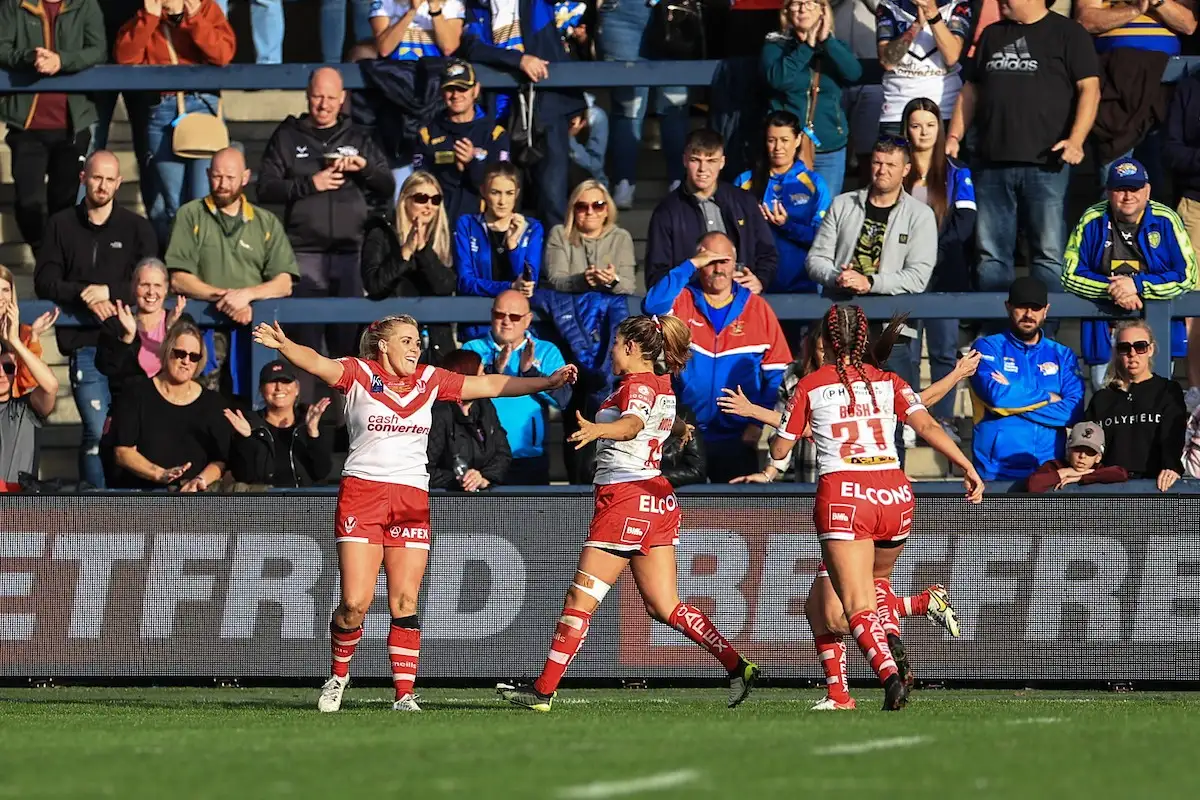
[257,66,392,365]
[166,147,299,392]
[461,289,571,485]
[644,231,792,482]
[34,149,158,487]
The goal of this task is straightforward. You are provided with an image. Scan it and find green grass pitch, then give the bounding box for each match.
[2,686,1199,798]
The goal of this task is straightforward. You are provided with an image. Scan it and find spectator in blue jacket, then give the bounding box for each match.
[455,162,543,340]
[761,0,864,195]
[644,232,793,482]
[457,0,586,227]
[462,290,570,484]
[1062,158,1198,388]
[902,96,976,438]
[969,277,1085,481]
[734,111,832,295]
[645,129,779,291]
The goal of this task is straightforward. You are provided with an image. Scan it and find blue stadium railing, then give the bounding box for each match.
[7,59,1200,379]
[21,293,1200,385]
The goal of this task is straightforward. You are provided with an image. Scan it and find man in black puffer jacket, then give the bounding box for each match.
[426,350,513,490]
[257,66,393,362]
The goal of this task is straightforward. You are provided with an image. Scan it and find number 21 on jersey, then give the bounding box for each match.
[831,419,888,459]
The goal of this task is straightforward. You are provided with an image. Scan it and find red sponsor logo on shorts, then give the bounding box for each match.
[828,503,856,531]
[899,509,912,531]
[620,517,652,545]
[343,516,358,533]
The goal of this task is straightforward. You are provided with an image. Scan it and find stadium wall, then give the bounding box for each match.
[2,490,1197,685]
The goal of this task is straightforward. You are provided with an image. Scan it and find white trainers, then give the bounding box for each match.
[924,584,961,638]
[317,675,348,712]
[902,425,918,449]
[613,179,635,210]
[392,693,422,712]
[1186,386,1200,414]
[811,696,856,710]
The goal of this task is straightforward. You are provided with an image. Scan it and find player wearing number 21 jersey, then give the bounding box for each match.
[498,315,760,713]
[770,305,983,712]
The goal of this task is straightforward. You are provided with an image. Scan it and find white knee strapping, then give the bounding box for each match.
[571,571,612,604]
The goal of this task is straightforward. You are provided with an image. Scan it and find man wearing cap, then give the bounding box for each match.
[969,276,1086,481]
[224,359,334,487]
[1025,421,1129,493]
[1063,157,1198,387]
[256,66,394,371]
[413,59,511,227]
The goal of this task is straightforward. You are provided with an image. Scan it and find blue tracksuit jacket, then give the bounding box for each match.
[733,162,831,293]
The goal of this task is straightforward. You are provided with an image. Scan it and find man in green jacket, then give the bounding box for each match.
[0,0,106,255]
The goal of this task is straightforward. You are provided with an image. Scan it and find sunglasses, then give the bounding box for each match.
[1115,340,1151,356]
[171,348,203,363]
[492,311,527,322]
[1,362,14,376]
[410,192,443,206]
[574,200,608,214]
[877,135,910,148]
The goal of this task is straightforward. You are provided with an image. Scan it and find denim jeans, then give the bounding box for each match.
[908,319,961,420]
[813,147,847,197]
[532,117,571,228]
[92,93,160,220]
[973,163,1070,292]
[569,98,610,187]
[320,0,374,62]
[145,93,217,243]
[70,347,111,489]
[597,0,688,185]
[214,0,284,64]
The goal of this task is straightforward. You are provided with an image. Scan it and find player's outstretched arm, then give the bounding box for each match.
[460,364,578,401]
[567,411,644,450]
[908,408,984,504]
[252,321,344,387]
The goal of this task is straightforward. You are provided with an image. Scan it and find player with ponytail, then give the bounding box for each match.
[771,304,983,711]
[498,314,761,711]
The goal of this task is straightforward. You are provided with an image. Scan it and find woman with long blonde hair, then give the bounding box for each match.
[361,171,458,362]
[1085,320,1187,491]
[544,180,636,294]
[254,314,576,713]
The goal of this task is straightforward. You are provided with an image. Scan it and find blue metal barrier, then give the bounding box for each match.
[22,292,1200,390]
[0,56,1196,94]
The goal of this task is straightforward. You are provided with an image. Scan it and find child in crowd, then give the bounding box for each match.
[1026,422,1128,493]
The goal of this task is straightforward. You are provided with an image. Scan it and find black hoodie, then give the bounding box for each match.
[255,114,394,254]
[1085,375,1187,477]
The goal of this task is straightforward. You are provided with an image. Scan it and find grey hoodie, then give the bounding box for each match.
[805,188,938,296]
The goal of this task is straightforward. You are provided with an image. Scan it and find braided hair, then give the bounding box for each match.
[821,304,878,410]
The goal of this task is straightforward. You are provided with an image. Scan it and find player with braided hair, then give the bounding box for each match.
[499,314,760,712]
[772,304,983,711]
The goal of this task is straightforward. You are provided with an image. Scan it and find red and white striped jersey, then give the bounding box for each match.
[333,358,465,490]
[593,372,676,485]
[779,363,924,476]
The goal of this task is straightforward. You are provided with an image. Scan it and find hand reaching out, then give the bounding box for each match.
[567,410,603,450]
[546,364,578,389]
[223,408,253,438]
[952,349,982,380]
[252,321,291,351]
[717,386,758,419]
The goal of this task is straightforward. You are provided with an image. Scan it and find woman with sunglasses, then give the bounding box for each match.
[899,96,976,444]
[544,180,635,295]
[1085,321,1187,492]
[734,110,832,295]
[110,318,231,491]
[762,0,862,194]
[455,162,544,339]
[253,314,575,713]
[362,172,457,364]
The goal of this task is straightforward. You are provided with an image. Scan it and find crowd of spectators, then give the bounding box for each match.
[5,0,1200,493]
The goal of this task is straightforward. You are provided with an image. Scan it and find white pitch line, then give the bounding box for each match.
[1005,717,1064,725]
[813,736,929,756]
[557,770,699,799]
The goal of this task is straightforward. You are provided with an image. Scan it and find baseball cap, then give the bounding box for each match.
[441,59,477,91]
[1007,276,1048,309]
[259,359,298,386]
[1067,422,1105,455]
[1106,158,1149,192]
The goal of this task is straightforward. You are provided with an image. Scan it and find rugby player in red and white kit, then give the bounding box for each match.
[253,315,576,712]
[772,305,983,711]
[497,315,760,711]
